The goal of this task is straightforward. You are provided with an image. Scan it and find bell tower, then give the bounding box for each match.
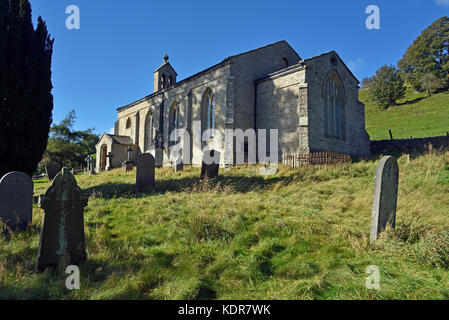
[153,54,177,92]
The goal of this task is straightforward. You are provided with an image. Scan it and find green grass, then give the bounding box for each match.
[1,152,449,300]
[362,88,449,140]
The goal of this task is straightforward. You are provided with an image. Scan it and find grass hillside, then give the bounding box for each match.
[362,88,449,140]
[1,152,449,300]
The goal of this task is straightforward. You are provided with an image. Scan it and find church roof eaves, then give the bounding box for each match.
[105,134,135,145]
[116,40,300,113]
[256,63,306,84]
[301,51,360,84]
[116,59,230,112]
[154,61,178,75]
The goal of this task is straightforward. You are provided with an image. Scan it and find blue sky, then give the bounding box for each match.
[29,0,448,135]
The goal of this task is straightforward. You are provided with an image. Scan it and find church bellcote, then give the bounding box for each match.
[153,54,178,92]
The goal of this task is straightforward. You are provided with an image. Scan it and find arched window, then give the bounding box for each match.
[324,72,344,139]
[144,111,153,151]
[201,89,216,140]
[282,57,289,68]
[161,74,167,89]
[126,117,131,129]
[169,101,181,146]
[168,75,173,86]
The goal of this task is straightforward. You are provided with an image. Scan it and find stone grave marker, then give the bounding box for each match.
[370,156,399,243]
[36,168,88,272]
[174,158,184,173]
[0,171,33,230]
[200,150,220,179]
[136,153,155,190]
[45,162,62,181]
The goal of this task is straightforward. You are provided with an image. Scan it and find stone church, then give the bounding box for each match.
[95,40,370,171]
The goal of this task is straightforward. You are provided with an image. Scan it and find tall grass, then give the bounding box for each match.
[1,151,449,299]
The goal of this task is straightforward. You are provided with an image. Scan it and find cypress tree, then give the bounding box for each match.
[0,0,54,178]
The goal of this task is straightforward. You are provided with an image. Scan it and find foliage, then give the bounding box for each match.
[369,65,406,109]
[420,73,444,96]
[0,0,54,178]
[361,76,375,90]
[1,153,449,299]
[398,16,449,90]
[44,110,99,169]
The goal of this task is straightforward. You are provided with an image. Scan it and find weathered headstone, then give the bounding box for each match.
[136,153,155,190]
[174,158,183,173]
[36,168,88,273]
[85,155,96,175]
[200,150,220,179]
[45,162,62,181]
[0,172,33,230]
[106,152,114,170]
[370,156,399,243]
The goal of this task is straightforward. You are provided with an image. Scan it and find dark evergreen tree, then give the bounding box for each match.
[0,0,54,178]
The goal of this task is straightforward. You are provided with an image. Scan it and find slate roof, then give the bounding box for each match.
[107,134,135,145]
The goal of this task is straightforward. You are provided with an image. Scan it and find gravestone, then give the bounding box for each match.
[45,162,62,181]
[174,158,183,173]
[0,172,33,230]
[370,156,399,243]
[200,150,220,179]
[85,155,96,175]
[136,153,155,190]
[36,168,88,273]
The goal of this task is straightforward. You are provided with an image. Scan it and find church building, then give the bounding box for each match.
[95,40,370,171]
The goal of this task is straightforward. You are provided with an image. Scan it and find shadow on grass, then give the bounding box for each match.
[396,96,426,106]
[82,174,289,200]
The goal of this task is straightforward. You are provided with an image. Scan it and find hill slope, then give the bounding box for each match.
[361,89,449,140]
[1,153,449,300]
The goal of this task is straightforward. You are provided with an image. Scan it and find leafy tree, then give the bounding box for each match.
[398,16,449,90]
[420,73,444,96]
[44,110,99,169]
[0,0,54,178]
[361,76,375,90]
[370,65,406,109]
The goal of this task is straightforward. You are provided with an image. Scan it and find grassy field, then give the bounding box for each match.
[362,88,449,140]
[1,151,449,300]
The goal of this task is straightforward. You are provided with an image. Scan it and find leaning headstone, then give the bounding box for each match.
[36,168,88,273]
[136,154,155,190]
[45,162,62,181]
[0,172,33,230]
[200,150,220,179]
[370,156,399,243]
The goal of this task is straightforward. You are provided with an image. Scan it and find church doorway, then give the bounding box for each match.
[100,144,107,171]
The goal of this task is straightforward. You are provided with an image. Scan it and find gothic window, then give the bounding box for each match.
[126,117,131,129]
[169,102,181,146]
[324,72,344,139]
[144,111,153,151]
[201,88,216,140]
[282,57,289,68]
[168,75,173,86]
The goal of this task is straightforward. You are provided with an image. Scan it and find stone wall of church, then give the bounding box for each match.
[231,41,301,133]
[256,65,308,159]
[116,62,232,167]
[304,53,371,158]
